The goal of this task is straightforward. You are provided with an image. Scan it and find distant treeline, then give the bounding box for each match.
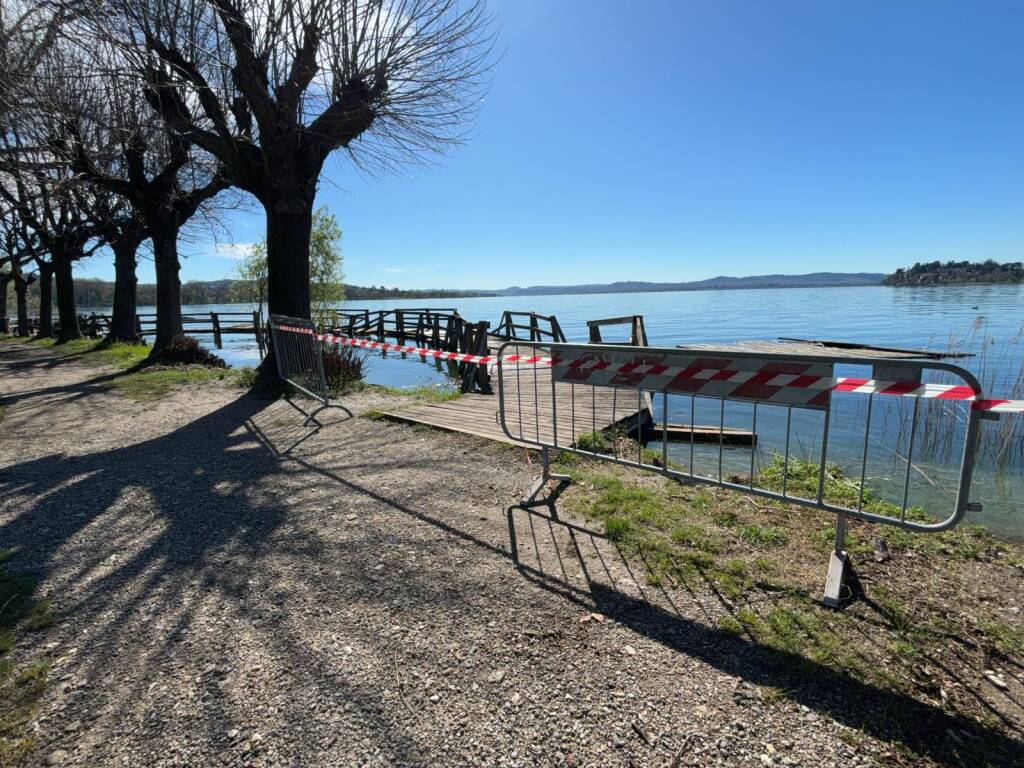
[884,260,1024,286]
[6,278,494,311]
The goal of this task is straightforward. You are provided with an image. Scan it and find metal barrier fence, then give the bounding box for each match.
[268,314,337,424]
[497,340,999,606]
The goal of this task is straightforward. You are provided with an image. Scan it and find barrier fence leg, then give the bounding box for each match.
[521,446,572,507]
[823,513,849,608]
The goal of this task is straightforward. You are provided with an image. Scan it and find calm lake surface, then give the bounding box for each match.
[96,284,1024,537]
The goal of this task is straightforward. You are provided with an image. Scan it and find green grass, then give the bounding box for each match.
[738,523,787,548]
[12,337,150,368]
[0,550,55,764]
[359,382,462,403]
[5,335,244,401]
[105,366,233,402]
[558,454,1024,756]
[978,619,1024,656]
[234,366,260,389]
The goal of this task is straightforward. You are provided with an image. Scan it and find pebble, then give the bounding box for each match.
[45,751,68,766]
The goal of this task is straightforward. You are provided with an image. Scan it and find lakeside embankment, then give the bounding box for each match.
[0,338,1022,767]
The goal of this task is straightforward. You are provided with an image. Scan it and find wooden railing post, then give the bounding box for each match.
[211,312,222,348]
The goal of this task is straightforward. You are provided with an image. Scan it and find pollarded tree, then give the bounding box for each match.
[50,35,229,351]
[0,140,108,341]
[101,0,492,320]
[0,198,41,336]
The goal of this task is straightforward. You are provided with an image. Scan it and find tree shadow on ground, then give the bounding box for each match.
[506,502,1023,768]
[2,354,1021,765]
[0,391,445,763]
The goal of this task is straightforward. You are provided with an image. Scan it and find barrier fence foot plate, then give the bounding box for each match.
[822,550,848,609]
[521,472,571,507]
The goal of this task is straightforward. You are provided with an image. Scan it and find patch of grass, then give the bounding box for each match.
[81,340,150,368]
[719,615,743,635]
[360,382,462,402]
[0,550,54,765]
[873,587,913,636]
[670,524,722,554]
[978,619,1024,656]
[235,366,259,389]
[757,456,997,561]
[739,523,787,548]
[106,366,232,402]
[574,430,611,453]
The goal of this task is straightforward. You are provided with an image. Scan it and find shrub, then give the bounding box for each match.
[153,335,226,368]
[322,344,365,392]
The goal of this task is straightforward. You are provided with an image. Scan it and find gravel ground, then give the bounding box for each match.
[0,340,1019,767]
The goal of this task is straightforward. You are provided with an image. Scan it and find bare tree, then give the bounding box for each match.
[0,199,41,336]
[100,0,493,320]
[49,37,229,350]
[0,0,69,120]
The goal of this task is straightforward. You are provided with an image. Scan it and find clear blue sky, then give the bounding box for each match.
[78,0,1024,289]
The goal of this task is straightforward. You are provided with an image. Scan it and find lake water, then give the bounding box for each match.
[88,284,1024,537]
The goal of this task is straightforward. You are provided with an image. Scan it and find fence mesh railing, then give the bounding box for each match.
[496,341,1000,605]
[268,314,329,405]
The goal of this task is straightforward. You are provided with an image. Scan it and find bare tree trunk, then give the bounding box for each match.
[108,238,141,343]
[53,250,82,342]
[0,274,9,334]
[151,224,183,354]
[265,203,313,320]
[14,274,29,336]
[36,261,54,338]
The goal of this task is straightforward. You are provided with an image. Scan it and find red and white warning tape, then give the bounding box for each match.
[272,325,1024,413]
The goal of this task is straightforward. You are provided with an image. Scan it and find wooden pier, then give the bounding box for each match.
[374,341,652,447]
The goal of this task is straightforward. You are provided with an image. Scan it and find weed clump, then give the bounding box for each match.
[322,345,365,392]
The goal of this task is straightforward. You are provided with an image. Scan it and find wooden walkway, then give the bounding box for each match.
[376,343,651,447]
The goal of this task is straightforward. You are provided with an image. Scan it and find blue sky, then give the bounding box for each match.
[78,0,1024,289]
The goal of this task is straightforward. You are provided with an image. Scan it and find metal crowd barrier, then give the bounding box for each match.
[269,314,350,424]
[497,340,994,606]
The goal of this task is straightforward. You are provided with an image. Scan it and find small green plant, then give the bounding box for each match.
[874,587,913,636]
[604,515,632,542]
[979,619,1024,655]
[575,430,611,453]
[719,615,743,635]
[321,345,364,392]
[739,524,787,547]
[235,366,259,389]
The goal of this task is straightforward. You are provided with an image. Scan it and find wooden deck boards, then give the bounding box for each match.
[377,346,651,447]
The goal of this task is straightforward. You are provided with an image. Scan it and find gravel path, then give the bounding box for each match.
[0,341,1017,767]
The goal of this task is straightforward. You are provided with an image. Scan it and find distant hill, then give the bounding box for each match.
[496,272,885,296]
[884,260,1023,286]
[10,271,887,312]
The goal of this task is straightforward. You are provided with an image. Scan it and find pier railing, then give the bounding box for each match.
[492,311,566,343]
[22,310,267,354]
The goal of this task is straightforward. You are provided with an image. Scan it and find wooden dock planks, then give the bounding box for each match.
[376,343,651,447]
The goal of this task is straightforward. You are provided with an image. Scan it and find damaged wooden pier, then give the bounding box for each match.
[373,341,653,447]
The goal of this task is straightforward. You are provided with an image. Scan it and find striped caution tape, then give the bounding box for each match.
[272,325,1024,413]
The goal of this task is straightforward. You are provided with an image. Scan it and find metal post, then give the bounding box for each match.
[823,513,848,608]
